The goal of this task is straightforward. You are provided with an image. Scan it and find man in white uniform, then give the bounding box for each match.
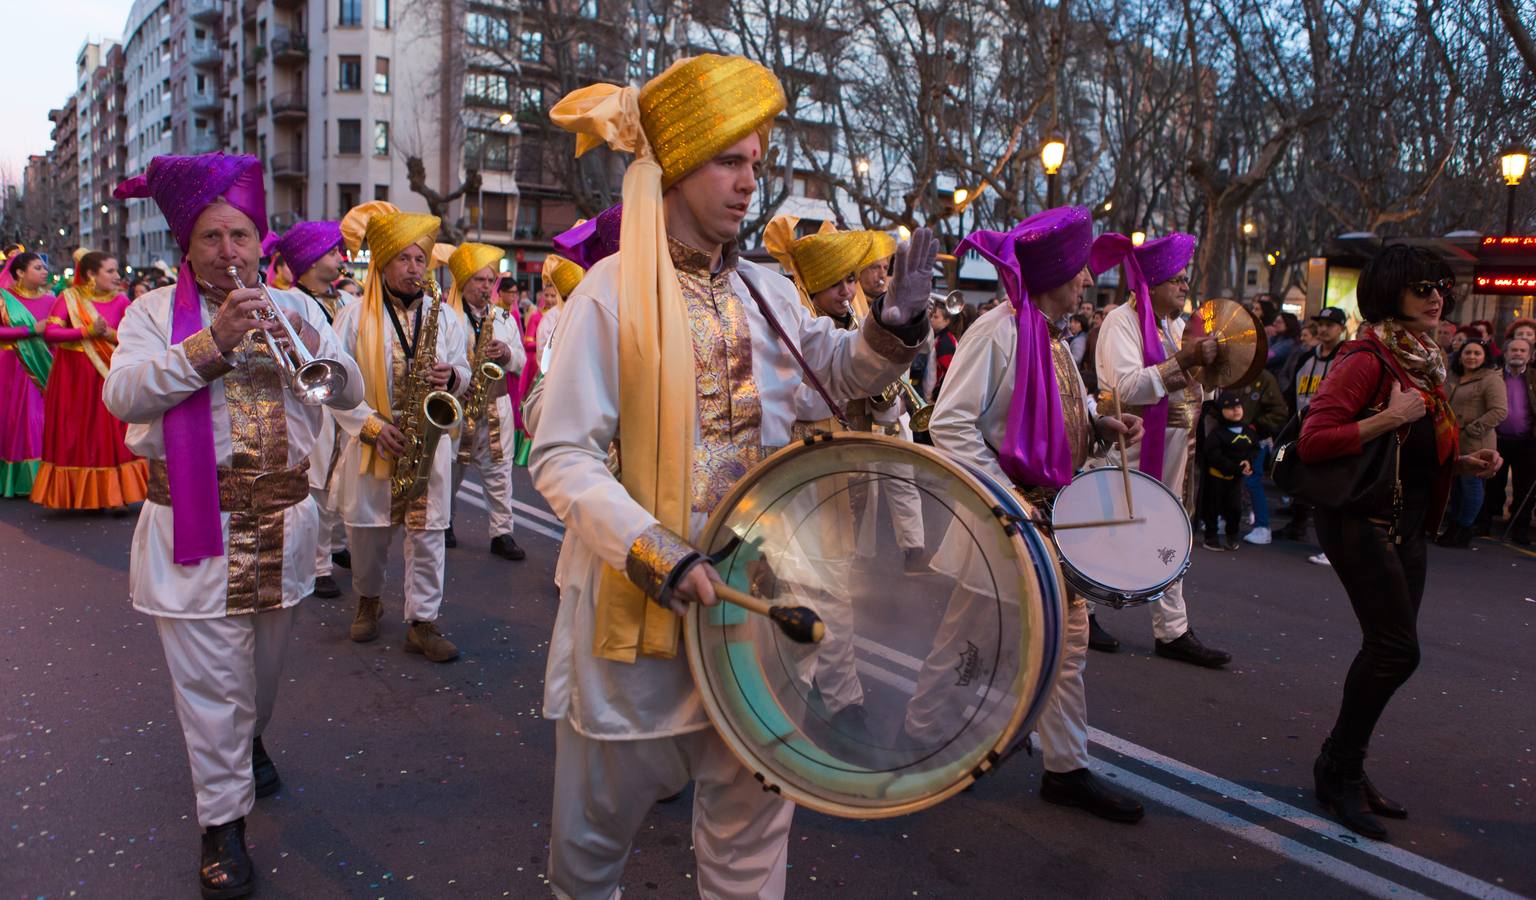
[107,153,364,898]
[1090,231,1231,667]
[331,203,471,663]
[534,54,934,898]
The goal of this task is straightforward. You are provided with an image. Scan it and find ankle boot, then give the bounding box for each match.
[350,596,382,643]
[1361,771,1408,819]
[199,817,255,899]
[1313,742,1388,840]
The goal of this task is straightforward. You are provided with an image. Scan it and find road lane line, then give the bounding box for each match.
[456,477,568,530]
[455,491,565,543]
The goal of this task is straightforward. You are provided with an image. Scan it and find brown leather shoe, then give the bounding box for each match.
[349,596,382,643]
[405,620,459,662]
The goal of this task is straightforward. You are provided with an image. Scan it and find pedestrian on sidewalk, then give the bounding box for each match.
[1438,340,1505,547]
[1199,391,1257,550]
[1479,337,1536,543]
[1231,368,1289,544]
[1282,306,1349,564]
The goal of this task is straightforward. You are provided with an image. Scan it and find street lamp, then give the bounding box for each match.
[1041,135,1066,207]
[57,227,66,236]
[498,111,513,125]
[1241,221,1255,236]
[897,224,912,242]
[1131,230,1146,247]
[1102,201,1113,212]
[952,187,969,206]
[1501,147,1528,234]
[99,204,109,214]
[855,158,870,175]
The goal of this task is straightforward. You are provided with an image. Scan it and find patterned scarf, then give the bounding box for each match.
[1373,320,1458,462]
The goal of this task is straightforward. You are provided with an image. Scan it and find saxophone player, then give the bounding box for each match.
[446,243,526,560]
[330,202,471,663]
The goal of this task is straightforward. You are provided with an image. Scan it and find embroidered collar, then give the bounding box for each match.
[668,236,739,278]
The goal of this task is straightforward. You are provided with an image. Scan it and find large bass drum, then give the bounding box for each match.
[685,432,1064,819]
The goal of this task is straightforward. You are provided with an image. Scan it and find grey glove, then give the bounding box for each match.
[880,226,938,326]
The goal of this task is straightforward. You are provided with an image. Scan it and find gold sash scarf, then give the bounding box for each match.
[63,288,115,379]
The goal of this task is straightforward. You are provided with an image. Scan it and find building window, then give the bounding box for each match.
[337,118,361,154]
[374,0,389,28]
[465,129,512,171]
[338,182,360,214]
[578,0,598,18]
[339,0,361,27]
[339,55,362,91]
[576,41,596,69]
[374,57,390,93]
[519,31,542,63]
[373,120,389,156]
[465,71,509,105]
[518,85,542,113]
[374,184,389,201]
[465,12,509,46]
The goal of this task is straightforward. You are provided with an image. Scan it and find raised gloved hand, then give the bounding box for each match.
[880,226,938,327]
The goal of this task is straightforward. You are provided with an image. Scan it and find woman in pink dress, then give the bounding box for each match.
[0,253,56,496]
[31,251,147,509]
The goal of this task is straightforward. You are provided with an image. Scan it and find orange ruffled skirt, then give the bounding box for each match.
[31,350,147,509]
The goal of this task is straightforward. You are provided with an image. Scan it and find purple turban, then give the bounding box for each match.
[957,207,1094,489]
[552,203,622,271]
[112,153,272,567]
[1089,231,1198,477]
[276,221,345,281]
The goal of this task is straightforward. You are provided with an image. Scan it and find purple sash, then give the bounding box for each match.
[164,261,224,564]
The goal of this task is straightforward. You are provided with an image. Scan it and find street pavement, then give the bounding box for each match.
[2,470,1533,899]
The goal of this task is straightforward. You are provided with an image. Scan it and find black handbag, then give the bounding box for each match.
[1271,345,1403,525]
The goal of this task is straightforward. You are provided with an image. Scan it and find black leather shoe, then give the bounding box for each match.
[1313,749,1388,840]
[200,818,255,899]
[331,549,352,570]
[1040,768,1144,823]
[1362,772,1408,819]
[490,534,526,561]
[444,525,458,549]
[252,736,280,798]
[312,574,341,599]
[1154,630,1231,668]
[1088,615,1120,653]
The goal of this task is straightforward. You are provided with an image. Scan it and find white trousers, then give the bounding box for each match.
[311,487,347,577]
[1036,598,1090,772]
[155,606,297,828]
[451,428,515,538]
[348,524,446,622]
[1097,440,1192,643]
[549,719,794,900]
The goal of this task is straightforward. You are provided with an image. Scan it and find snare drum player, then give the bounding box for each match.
[532,54,933,898]
[928,206,1146,822]
[1089,232,1233,668]
[106,154,364,897]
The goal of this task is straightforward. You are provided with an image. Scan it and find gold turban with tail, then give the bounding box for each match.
[447,242,506,314]
[541,253,585,304]
[549,54,786,663]
[764,215,895,320]
[343,201,442,481]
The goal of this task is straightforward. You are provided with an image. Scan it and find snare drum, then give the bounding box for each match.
[1048,466,1193,608]
[686,432,1064,819]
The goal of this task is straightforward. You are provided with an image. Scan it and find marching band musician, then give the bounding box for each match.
[105,154,364,898]
[1090,233,1232,667]
[532,54,933,898]
[277,220,353,598]
[927,206,1146,823]
[330,202,471,663]
[445,242,527,561]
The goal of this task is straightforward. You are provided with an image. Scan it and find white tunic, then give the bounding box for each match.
[300,289,353,492]
[531,253,918,740]
[329,294,472,530]
[1092,302,1199,482]
[460,302,526,460]
[105,284,365,619]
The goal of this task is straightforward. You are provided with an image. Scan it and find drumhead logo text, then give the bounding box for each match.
[955,641,981,687]
[1157,547,1176,566]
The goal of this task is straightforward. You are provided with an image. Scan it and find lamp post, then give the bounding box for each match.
[1502,148,1529,234]
[1239,220,1255,300]
[1130,230,1146,247]
[1041,136,1065,207]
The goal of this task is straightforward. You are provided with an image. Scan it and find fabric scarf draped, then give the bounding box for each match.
[1089,233,1170,477]
[956,231,1072,488]
[551,83,695,662]
[62,288,120,380]
[164,262,225,564]
[0,290,53,389]
[1372,321,1459,463]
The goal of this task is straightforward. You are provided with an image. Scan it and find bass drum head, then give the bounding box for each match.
[686,433,1063,819]
[1050,467,1192,597]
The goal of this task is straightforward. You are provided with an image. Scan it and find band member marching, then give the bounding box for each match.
[106,153,364,898]
[1089,232,1232,667]
[928,206,1146,822]
[446,242,527,560]
[276,220,353,597]
[331,202,471,663]
[532,54,933,898]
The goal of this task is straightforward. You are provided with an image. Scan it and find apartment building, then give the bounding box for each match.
[83,43,130,261]
[45,99,79,254]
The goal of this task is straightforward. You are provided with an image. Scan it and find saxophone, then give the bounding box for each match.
[457,305,507,463]
[390,277,464,503]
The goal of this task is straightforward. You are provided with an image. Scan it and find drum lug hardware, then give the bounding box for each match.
[968,749,1004,782]
[753,771,781,794]
[800,429,834,446]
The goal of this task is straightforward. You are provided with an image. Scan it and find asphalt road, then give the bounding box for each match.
[2,470,1532,899]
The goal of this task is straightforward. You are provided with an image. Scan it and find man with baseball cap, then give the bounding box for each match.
[1278,306,1348,562]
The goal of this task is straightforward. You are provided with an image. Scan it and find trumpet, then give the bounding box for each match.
[227,266,349,405]
[880,377,935,433]
[931,289,967,316]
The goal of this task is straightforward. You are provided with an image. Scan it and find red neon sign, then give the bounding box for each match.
[1481,236,1536,248]
[1474,269,1536,294]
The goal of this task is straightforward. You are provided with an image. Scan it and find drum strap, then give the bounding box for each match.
[738,272,850,429]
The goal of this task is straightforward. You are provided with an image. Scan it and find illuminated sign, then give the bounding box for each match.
[1473,267,1536,294]
[1480,236,1536,254]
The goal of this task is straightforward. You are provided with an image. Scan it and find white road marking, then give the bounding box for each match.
[454,489,565,543]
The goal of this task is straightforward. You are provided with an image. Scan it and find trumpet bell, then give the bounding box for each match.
[910,404,933,433]
[930,290,967,316]
[291,359,349,405]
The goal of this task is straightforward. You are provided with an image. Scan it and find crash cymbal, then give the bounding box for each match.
[1184,299,1267,390]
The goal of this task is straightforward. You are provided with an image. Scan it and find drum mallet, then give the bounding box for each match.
[713,583,826,644]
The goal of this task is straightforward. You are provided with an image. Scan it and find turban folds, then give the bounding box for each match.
[447,242,506,313]
[552,203,623,272]
[542,254,585,301]
[114,153,267,251]
[276,220,345,282]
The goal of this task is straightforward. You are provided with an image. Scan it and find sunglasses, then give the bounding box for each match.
[1408,278,1454,298]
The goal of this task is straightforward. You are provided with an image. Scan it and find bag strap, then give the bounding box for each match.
[738,269,850,429]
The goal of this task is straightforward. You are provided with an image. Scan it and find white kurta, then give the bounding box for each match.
[454,303,526,538]
[302,288,354,493]
[105,284,365,619]
[329,295,471,531]
[531,254,918,741]
[535,304,561,359]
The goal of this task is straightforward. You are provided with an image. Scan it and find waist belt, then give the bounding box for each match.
[148,459,311,515]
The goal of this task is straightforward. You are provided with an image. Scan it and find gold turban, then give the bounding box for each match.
[764,215,895,318]
[344,201,442,481]
[542,254,585,302]
[549,55,785,663]
[447,242,506,313]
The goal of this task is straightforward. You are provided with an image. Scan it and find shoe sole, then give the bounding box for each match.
[403,640,459,663]
[313,587,341,599]
[1314,791,1390,840]
[1154,648,1230,669]
[349,629,379,643]
[1040,788,1145,824]
[201,874,256,900]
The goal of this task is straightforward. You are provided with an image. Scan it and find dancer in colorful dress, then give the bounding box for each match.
[0,252,56,496]
[33,251,149,509]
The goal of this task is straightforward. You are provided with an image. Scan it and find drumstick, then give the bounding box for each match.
[713,583,826,644]
[1053,517,1147,530]
[1113,389,1136,518]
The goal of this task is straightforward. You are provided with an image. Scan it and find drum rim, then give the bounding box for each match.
[684,431,1058,819]
[1049,466,1193,598]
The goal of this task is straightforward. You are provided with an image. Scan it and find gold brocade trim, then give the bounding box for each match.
[360,413,386,446]
[147,459,310,513]
[183,327,234,382]
[624,523,698,601]
[861,310,921,363]
[221,331,291,614]
[1168,397,1200,430]
[1155,356,1190,395]
[1050,338,1094,470]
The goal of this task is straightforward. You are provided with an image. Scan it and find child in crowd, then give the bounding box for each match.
[1199,391,1258,551]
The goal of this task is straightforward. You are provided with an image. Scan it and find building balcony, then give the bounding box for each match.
[241,52,257,79]
[241,0,256,27]
[188,132,220,154]
[270,30,308,65]
[269,210,301,231]
[189,41,222,69]
[270,153,305,180]
[191,91,222,113]
[188,0,221,24]
[241,107,258,132]
[269,92,306,122]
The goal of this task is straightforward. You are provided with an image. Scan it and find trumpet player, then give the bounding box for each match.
[106,154,364,898]
[446,242,526,561]
[330,202,470,663]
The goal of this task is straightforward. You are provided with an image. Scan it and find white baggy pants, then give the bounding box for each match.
[451,426,515,539]
[311,486,346,578]
[348,524,446,622]
[1036,597,1091,772]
